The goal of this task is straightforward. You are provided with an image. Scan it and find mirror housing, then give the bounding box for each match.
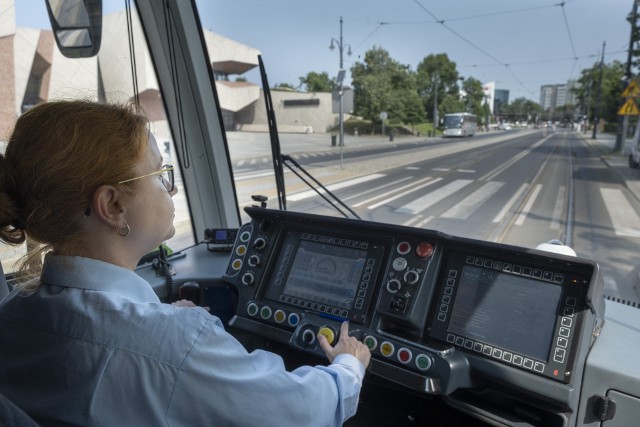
[45,0,102,58]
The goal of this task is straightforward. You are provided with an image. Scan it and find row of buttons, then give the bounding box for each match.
[552,299,577,363]
[246,302,300,327]
[436,269,458,322]
[228,229,255,273]
[364,335,433,372]
[446,333,546,373]
[465,256,564,284]
[301,233,369,249]
[278,295,349,318]
[273,243,295,287]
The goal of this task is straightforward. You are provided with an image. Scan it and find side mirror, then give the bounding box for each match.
[45,0,102,58]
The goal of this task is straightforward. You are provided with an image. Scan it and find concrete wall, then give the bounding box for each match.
[239,90,338,134]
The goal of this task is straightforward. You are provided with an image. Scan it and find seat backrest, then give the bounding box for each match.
[0,260,8,301]
[0,392,39,427]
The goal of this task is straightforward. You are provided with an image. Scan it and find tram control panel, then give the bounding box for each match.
[223,207,604,422]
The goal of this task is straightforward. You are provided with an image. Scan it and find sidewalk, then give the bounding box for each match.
[579,131,640,203]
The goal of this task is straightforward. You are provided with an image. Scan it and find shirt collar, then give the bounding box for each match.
[41,254,160,303]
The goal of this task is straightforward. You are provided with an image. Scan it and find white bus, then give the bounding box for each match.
[443,112,478,137]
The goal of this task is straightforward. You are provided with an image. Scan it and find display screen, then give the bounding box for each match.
[448,265,562,361]
[282,240,367,310]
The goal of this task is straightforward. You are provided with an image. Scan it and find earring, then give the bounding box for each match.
[115,223,131,237]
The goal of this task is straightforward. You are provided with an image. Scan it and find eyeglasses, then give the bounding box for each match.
[118,164,175,192]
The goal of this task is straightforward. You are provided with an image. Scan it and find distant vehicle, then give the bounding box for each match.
[498,122,512,131]
[442,112,477,137]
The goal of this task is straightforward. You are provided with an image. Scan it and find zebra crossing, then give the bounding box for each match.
[278,171,640,238]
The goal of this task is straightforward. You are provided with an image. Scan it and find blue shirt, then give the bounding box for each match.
[0,255,365,426]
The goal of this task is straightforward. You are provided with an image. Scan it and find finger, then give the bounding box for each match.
[339,321,350,339]
[317,333,333,358]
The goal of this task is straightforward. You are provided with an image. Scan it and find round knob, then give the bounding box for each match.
[302,329,316,345]
[386,279,401,294]
[241,272,255,285]
[404,270,420,285]
[254,237,266,250]
[248,255,260,267]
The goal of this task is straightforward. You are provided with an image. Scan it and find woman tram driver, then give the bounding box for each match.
[0,100,370,426]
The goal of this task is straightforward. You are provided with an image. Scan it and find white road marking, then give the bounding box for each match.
[493,183,529,223]
[441,181,504,219]
[395,179,473,214]
[367,178,443,210]
[354,176,437,208]
[550,186,566,230]
[342,176,413,202]
[515,184,542,226]
[600,188,640,237]
[287,174,386,201]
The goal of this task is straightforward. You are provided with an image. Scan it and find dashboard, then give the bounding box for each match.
[222,207,605,425]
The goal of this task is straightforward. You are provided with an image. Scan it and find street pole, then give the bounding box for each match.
[432,72,439,135]
[615,0,638,153]
[592,41,606,140]
[330,17,351,148]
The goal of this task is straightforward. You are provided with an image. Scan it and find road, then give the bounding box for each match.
[232,129,640,304]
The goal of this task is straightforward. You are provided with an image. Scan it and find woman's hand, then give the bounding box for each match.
[318,321,371,368]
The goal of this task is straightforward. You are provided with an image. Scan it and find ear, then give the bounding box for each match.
[90,185,127,228]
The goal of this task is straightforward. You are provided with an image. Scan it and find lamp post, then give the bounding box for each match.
[330,16,351,147]
[432,72,439,134]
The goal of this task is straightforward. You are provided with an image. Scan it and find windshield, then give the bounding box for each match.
[197,0,636,304]
[444,116,463,128]
[1,0,636,306]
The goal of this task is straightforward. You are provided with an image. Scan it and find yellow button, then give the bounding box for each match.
[318,326,336,345]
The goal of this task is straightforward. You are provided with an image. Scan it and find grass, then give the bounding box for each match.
[331,118,440,137]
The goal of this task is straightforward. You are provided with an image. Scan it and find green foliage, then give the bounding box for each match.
[572,60,625,123]
[273,82,296,91]
[461,77,486,117]
[500,97,542,122]
[416,53,461,121]
[351,46,424,126]
[299,71,333,92]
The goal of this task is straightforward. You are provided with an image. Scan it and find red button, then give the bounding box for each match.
[416,242,434,258]
[397,242,410,255]
[398,348,412,364]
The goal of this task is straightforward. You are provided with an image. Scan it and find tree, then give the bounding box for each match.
[503,97,543,123]
[351,46,423,131]
[299,71,333,92]
[415,53,461,122]
[273,82,296,91]
[461,77,485,117]
[572,60,625,124]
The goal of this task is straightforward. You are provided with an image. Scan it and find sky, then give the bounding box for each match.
[15,0,633,103]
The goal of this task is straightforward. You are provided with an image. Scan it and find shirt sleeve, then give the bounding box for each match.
[165,314,365,427]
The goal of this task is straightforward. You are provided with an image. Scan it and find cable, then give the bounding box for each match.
[412,0,533,95]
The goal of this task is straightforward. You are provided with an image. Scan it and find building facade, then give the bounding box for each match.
[0,2,338,139]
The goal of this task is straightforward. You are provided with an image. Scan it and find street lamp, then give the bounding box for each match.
[330,16,351,147]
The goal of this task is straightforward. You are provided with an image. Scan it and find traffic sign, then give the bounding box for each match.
[621,80,640,98]
[618,98,640,115]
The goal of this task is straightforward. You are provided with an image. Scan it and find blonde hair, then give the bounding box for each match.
[0,100,149,278]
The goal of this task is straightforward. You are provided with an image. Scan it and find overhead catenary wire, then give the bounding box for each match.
[412,0,533,95]
[348,0,593,97]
